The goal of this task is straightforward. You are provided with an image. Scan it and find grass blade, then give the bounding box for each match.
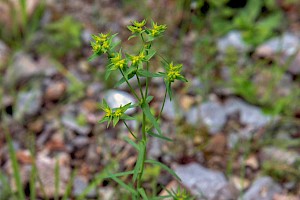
[54,158,60,200]
[62,170,77,200]
[110,175,138,195]
[138,188,149,200]
[5,129,26,200]
[77,170,134,200]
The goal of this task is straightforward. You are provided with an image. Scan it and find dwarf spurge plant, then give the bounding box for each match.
[89,20,189,199]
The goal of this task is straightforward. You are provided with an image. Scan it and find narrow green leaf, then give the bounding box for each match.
[105,68,113,80]
[77,170,134,200]
[98,117,109,124]
[54,158,60,200]
[120,115,135,121]
[29,161,37,200]
[5,130,26,200]
[115,73,135,87]
[145,49,156,61]
[104,170,135,179]
[111,41,121,51]
[137,69,164,78]
[146,96,154,103]
[145,159,181,181]
[128,35,137,40]
[123,137,139,151]
[110,175,138,195]
[133,142,145,181]
[88,53,98,62]
[141,102,162,135]
[138,188,149,200]
[148,131,173,142]
[165,81,172,100]
[62,170,77,200]
[113,117,120,127]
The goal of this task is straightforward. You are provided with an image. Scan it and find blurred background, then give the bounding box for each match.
[0,0,300,199]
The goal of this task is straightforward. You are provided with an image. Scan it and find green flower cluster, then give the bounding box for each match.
[109,51,127,70]
[127,19,147,34]
[169,187,195,200]
[165,62,186,83]
[91,33,111,54]
[148,22,167,37]
[127,20,167,41]
[128,51,145,66]
[99,100,134,127]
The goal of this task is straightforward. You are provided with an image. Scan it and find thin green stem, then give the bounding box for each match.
[145,61,150,97]
[136,74,145,100]
[119,68,140,101]
[137,113,147,191]
[123,121,137,139]
[158,88,167,120]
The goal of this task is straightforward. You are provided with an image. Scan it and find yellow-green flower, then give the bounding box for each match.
[129,52,145,65]
[91,42,101,53]
[128,26,143,34]
[104,107,113,117]
[111,52,126,70]
[91,33,111,54]
[132,19,146,28]
[127,19,146,34]
[114,108,123,118]
[149,22,167,37]
[165,62,186,83]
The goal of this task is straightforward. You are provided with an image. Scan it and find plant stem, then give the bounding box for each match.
[119,69,140,101]
[123,121,137,139]
[137,112,147,191]
[136,74,145,100]
[158,88,167,120]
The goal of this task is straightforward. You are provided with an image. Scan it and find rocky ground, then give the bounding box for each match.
[0,0,300,200]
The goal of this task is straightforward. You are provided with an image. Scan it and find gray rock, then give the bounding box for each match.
[98,187,115,200]
[257,33,299,57]
[162,99,177,120]
[73,136,90,148]
[224,98,271,128]
[104,90,136,114]
[239,104,271,128]
[242,177,282,200]
[87,82,104,98]
[36,153,71,198]
[73,176,96,197]
[174,163,228,199]
[261,147,300,166]
[199,101,226,134]
[5,53,57,86]
[289,51,300,75]
[148,137,163,159]
[217,31,249,54]
[81,29,92,45]
[256,33,300,74]
[186,106,200,126]
[227,133,240,149]
[61,114,91,135]
[212,183,239,200]
[15,87,42,121]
